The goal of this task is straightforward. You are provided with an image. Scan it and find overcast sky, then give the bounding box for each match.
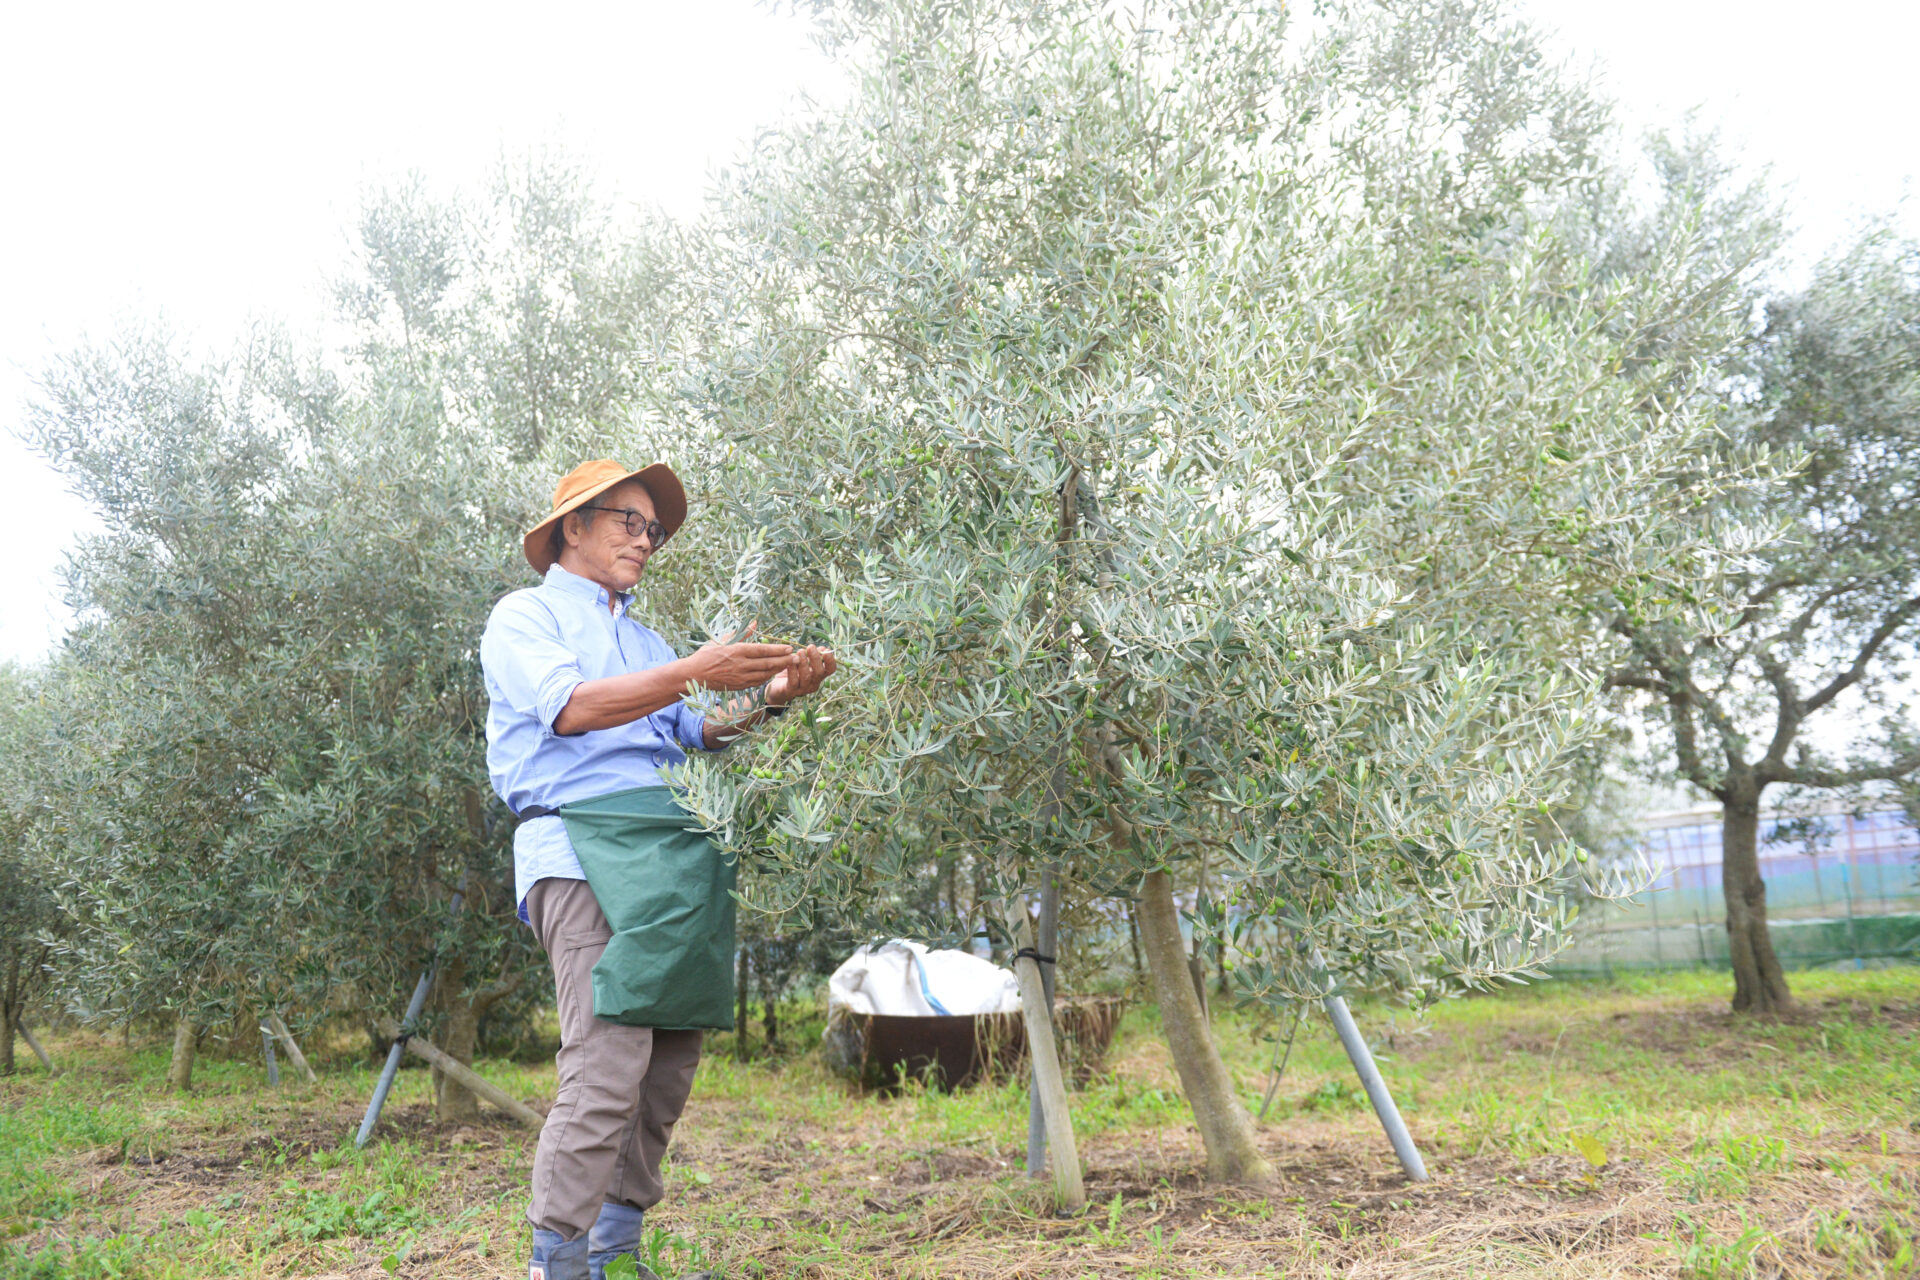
[3,0,1915,663]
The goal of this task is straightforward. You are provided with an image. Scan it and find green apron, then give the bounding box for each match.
[558,785,737,1031]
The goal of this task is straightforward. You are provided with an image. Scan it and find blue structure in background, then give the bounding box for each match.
[1554,806,1920,974]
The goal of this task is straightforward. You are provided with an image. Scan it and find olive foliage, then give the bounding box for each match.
[671,0,1765,1006]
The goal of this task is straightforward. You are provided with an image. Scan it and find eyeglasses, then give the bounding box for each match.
[577,505,671,548]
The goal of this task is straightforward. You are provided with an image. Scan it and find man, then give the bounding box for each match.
[481,459,835,1280]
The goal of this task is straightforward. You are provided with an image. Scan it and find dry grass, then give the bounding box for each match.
[4,966,1917,1278]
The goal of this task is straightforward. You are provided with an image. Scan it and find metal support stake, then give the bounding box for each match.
[1841,861,1862,970]
[1257,999,1306,1122]
[1025,869,1059,1178]
[16,1020,56,1075]
[1648,870,1664,969]
[262,1027,280,1086]
[356,890,464,1146]
[1323,991,1428,1182]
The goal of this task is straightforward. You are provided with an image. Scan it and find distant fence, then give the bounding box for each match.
[1552,806,1920,975]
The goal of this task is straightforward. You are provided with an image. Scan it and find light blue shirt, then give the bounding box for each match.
[480,563,725,921]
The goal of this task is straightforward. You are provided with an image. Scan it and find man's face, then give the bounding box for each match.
[563,478,660,594]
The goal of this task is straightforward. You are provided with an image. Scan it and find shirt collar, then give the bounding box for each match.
[543,561,632,613]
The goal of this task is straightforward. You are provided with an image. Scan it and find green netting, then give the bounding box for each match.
[1550,913,1920,976]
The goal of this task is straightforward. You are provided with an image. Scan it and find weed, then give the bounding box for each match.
[0,1232,151,1280]
[278,1183,422,1242]
[640,1224,709,1275]
[1081,1191,1127,1247]
[1665,1135,1791,1204]
[178,1208,225,1236]
[1670,1212,1776,1278]
[1805,1205,1919,1272]
[1299,1076,1365,1114]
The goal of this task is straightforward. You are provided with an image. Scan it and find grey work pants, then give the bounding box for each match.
[525,876,704,1240]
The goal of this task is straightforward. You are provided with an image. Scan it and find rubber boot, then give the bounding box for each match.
[529,1227,591,1280]
[588,1201,655,1280]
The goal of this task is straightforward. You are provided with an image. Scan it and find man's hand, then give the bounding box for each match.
[765,644,837,706]
[688,622,795,693]
[698,639,837,749]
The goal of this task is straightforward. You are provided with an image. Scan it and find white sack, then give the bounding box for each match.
[826,939,1022,1018]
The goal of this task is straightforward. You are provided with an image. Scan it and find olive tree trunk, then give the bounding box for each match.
[432,960,520,1122]
[432,959,482,1121]
[1722,791,1794,1015]
[1127,908,1145,990]
[734,949,752,1061]
[166,1013,198,1092]
[1,952,18,1076]
[1135,870,1273,1183]
[0,945,50,1077]
[761,982,780,1055]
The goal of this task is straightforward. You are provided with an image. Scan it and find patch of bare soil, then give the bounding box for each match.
[1803,995,1920,1031]
[76,1100,528,1192]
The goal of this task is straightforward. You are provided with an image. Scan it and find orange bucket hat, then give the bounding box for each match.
[522,459,689,575]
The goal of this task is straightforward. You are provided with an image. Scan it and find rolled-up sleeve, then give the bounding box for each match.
[671,702,724,753]
[481,597,585,736]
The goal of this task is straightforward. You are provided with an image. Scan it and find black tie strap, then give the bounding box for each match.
[515,804,564,825]
[1012,947,1056,966]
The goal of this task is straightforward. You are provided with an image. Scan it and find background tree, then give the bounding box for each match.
[0,664,65,1075]
[26,330,306,1089]
[1608,226,1920,1015]
[23,158,685,1110]
[663,0,1765,1183]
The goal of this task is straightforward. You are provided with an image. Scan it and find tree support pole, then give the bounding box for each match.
[1257,1000,1305,1122]
[376,1017,542,1127]
[265,1014,316,1083]
[1322,992,1427,1182]
[1025,868,1059,1179]
[262,1027,279,1086]
[999,896,1085,1212]
[358,967,436,1145]
[15,1020,54,1075]
[357,890,464,1146]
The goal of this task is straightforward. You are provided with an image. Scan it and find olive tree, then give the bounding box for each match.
[25,159,680,1108]
[664,0,1763,1183]
[25,328,315,1088]
[1608,227,1920,1015]
[0,664,65,1075]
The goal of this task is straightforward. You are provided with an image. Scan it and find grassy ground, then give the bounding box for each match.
[3,966,1917,1279]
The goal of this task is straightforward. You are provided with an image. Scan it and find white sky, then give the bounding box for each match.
[2,0,1916,663]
